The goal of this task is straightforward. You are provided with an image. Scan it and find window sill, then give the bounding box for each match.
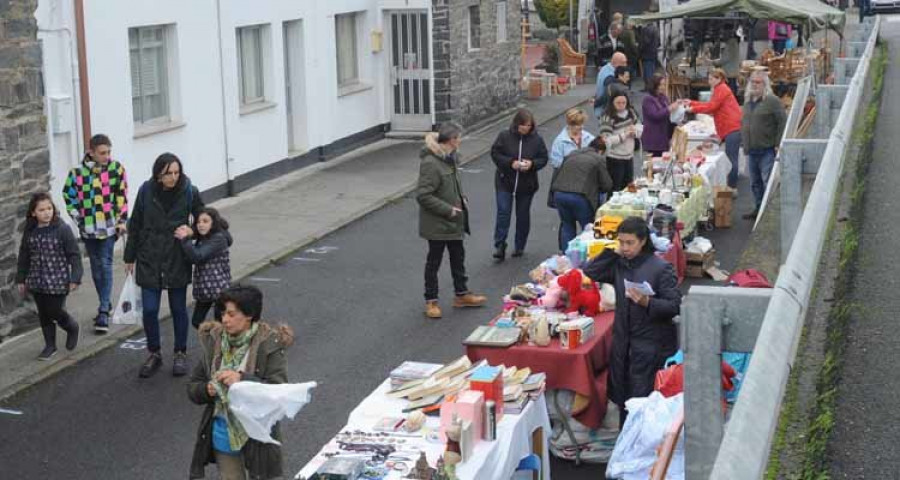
[338,82,373,98]
[239,101,278,116]
[133,120,187,139]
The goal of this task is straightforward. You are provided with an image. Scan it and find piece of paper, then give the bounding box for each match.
[624,279,656,297]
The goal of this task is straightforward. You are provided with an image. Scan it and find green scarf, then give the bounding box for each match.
[213,323,259,451]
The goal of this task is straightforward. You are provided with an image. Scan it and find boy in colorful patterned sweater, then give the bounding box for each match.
[62,134,128,333]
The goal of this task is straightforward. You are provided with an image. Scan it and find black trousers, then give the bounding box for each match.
[192,300,216,328]
[424,240,469,301]
[33,293,77,348]
[607,156,635,193]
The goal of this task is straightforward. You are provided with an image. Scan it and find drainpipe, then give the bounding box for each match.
[214,0,235,197]
[73,0,91,150]
[38,25,81,166]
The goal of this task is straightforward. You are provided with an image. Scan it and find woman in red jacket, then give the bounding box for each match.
[686,68,742,189]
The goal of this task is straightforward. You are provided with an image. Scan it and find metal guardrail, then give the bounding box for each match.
[679,15,881,480]
[708,16,881,479]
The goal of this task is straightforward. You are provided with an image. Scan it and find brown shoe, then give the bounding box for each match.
[425,301,442,319]
[453,293,487,308]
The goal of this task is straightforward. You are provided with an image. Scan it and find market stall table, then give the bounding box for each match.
[295,378,552,480]
[465,312,614,430]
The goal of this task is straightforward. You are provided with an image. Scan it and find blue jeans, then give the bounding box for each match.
[724,131,742,189]
[748,148,777,210]
[494,190,535,252]
[141,287,189,353]
[83,236,117,314]
[642,59,656,85]
[555,192,594,252]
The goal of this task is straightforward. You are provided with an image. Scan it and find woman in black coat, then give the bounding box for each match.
[583,217,681,426]
[125,153,204,379]
[490,109,549,261]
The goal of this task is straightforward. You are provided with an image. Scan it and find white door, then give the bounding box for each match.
[283,20,307,154]
[389,11,432,131]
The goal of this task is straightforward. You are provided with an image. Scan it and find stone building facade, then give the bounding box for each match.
[433,0,522,127]
[0,0,49,340]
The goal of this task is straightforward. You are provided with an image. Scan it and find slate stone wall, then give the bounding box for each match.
[0,0,49,340]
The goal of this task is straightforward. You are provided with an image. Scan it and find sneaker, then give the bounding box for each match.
[37,345,58,361]
[138,352,163,378]
[172,352,188,377]
[94,312,110,334]
[511,250,524,258]
[453,293,488,308]
[424,301,442,319]
[492,242,507,262]
[65,322,80,351]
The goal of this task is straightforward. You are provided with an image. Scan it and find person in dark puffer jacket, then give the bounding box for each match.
[178,207,233,328]
[16,193,83,360]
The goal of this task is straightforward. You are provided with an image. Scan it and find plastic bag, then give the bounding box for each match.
[112,274,142,325]
[606,392,684,480]
[229,381,317,445]
[670,104,686,124]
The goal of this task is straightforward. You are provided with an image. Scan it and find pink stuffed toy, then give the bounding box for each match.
[556,269,602,316]
[536,278,564,309]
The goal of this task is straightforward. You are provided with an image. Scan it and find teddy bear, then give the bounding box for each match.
[535,277,564,309]
[556,269,602,316]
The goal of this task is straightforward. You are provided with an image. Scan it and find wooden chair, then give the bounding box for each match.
[557,38,586,81]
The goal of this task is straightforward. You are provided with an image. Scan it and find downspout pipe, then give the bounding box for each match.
[73,0,91,150]
[214,0,235,197]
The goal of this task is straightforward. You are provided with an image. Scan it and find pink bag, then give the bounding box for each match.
[727,269,773,288]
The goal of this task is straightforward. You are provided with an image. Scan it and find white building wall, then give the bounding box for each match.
[36,0,431,205]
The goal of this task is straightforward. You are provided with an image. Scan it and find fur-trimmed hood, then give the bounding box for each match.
[198,321,294,348]
[420,132,457,164]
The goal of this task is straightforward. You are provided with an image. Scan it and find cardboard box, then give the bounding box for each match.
[440,390,485,442]
[559,317,595,349]
[686,249,716,278]
[714,187,734,228]
[469,366,504,420]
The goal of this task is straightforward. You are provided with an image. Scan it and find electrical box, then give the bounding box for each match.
[49,94,74,134]
[370,30,383,53]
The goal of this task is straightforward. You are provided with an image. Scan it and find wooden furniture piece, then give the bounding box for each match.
[557,38,586,81]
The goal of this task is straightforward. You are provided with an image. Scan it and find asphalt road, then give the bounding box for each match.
[0,107,755,479]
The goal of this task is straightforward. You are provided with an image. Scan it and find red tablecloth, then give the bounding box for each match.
[658,230,686,285]
[465,312,615,429]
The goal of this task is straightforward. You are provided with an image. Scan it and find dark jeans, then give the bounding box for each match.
[141,287,189,353]
[494,190,535,252]
[83,236,116,314]
[33,293,77,348]
[642,59,656,85]
[192,300,215,329]
[859,0,870,22]
[748,148,777,210]
[555,192,594,252]
[724,131,742,188]
[424,240,468,301]
[607,156,635,193]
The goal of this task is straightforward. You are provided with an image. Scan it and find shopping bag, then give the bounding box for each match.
[112,274,142,325]
[228,381,317,445]
[606,392,684,480]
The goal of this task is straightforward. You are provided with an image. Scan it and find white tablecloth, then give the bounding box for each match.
[697,150,731,189]
[295,379,552,480]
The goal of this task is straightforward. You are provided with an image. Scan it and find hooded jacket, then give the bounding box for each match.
[416,133,469,241]
[490,122,549,195]
[549,147,614,211]
[124,178,204,289]
[182,230,233,302]
[583,249,681,407]
[188,321,294,480]
[62,157,128,240]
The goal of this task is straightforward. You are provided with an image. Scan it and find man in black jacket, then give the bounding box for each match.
[490,109,549,261]
[596,21,624,67]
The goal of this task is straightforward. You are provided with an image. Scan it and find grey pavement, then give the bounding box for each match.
[0,86,593,401]
[829,15,900,479]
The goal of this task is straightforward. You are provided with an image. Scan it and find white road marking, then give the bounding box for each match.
[304,246,339,254]
[250,277,282,283]
[292,257,321,262]
[120,337,147,350]
[0,408,23,416]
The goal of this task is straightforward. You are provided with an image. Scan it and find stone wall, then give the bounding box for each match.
[433,0,522,127]
[0,0,49,340]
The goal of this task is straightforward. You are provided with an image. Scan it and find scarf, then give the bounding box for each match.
[213,322,259,451]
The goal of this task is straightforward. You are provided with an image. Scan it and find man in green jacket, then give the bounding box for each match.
[416,123,487,319]
[741,70,787,220]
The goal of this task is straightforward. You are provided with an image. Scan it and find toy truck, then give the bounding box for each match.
[593,215,624,240]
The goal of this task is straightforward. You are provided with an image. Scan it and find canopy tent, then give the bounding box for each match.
[631,0,846,32]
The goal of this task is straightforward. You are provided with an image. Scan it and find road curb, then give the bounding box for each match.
[0,95,589,402]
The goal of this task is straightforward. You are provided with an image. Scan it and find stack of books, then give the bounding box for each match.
[387,356,491,413]
[504,372,547,415]
[389,361,443,390]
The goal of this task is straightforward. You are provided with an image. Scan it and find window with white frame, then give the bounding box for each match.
[335,13,360,88]
[237,25,266,105]
[468,6,481,50]
[129,25,172,126]
[496,1,508,43]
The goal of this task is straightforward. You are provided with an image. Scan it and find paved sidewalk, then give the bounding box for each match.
[0,84,593,401]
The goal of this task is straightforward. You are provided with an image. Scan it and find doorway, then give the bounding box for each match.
[388,10,432,131]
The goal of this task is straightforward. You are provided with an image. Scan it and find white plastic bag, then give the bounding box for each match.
[229,381,317,445]
[670,104,686,125]
[606,392,684,480]
[112,274,142,325]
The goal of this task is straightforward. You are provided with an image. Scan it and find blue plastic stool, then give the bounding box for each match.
[512,454,541,479]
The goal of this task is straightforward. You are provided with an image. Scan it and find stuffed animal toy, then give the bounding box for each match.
[556,269,602,316]
[536,277,564,309]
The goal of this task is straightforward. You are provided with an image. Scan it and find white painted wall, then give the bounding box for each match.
[36,0,432,205]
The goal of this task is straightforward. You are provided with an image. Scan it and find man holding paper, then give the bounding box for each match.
[583,217,681,427]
